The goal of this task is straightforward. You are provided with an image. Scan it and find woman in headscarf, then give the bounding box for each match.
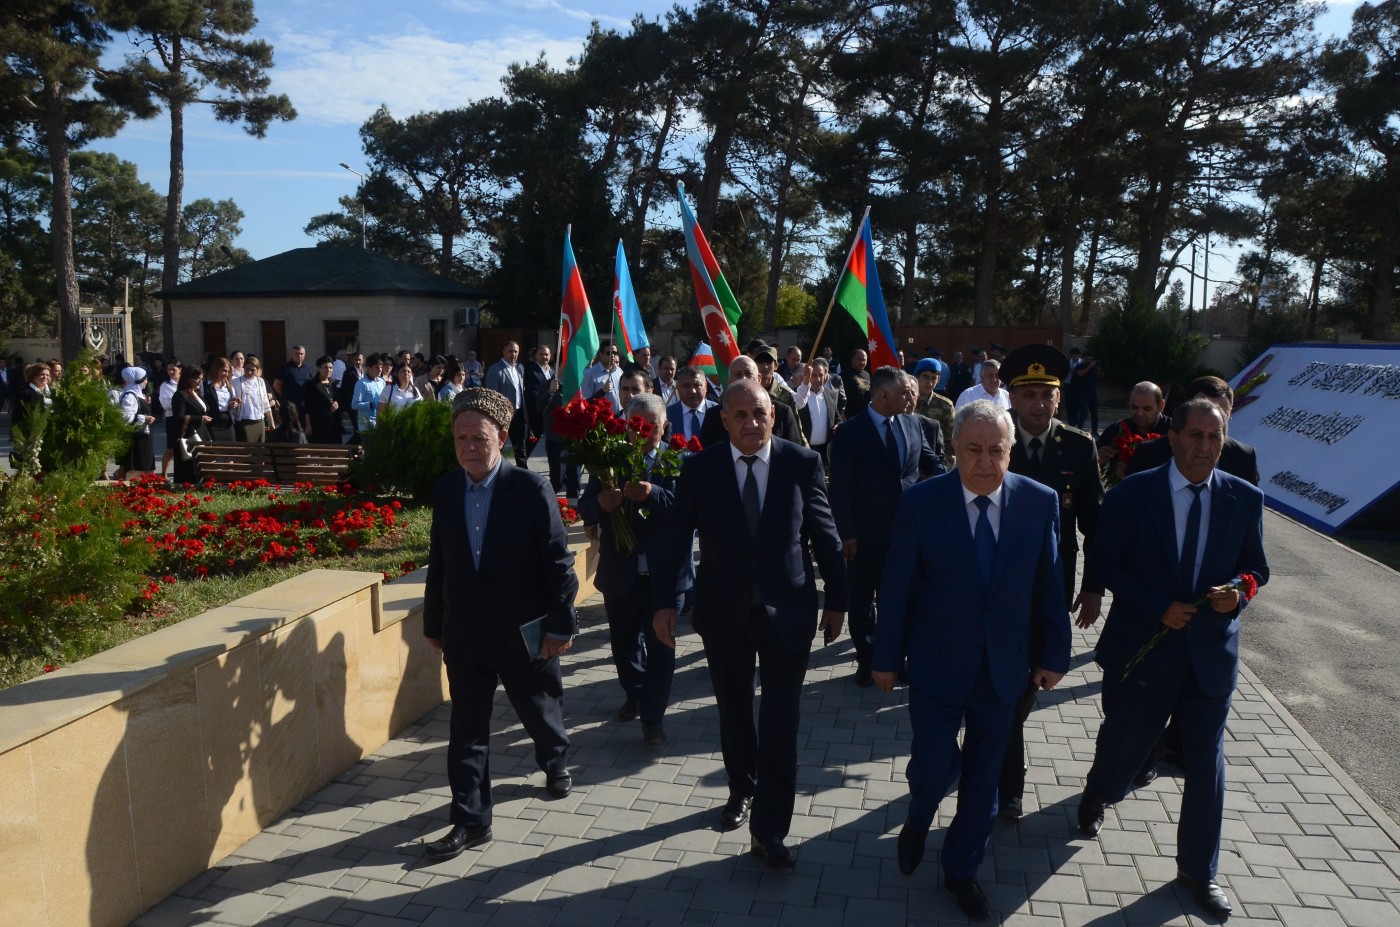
[169,365,212,485]
[303,355,342,444]
[158,359,183,479]
[112,366,156,480]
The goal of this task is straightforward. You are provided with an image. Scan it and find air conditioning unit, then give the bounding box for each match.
[453,306,480,328]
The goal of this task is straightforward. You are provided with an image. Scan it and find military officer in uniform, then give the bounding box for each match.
[998,344,1105,819]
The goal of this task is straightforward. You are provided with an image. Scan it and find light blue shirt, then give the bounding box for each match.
[351,376,385,427]
[1169,463,1214,588]
[867,405,906,464]
[463,460,502,569]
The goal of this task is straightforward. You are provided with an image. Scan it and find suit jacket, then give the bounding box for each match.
[914,415,946,478]
[577,462,693,610]
[485,359,525,411]
[698,400,803,449]
[336,365,361,410]
[424,463,579,670]
[829,410,941,546]
[797,384,844,445]
[1091,464,1268,698]
[873,471,1071,703]
[524,361,553,416]
[1010,417,1103,593]
[666,399,718,444]
[1126,433,1259,485]
[651,438,848,654]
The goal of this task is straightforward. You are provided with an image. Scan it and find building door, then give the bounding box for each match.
[429,319,446,359]
[261,320,287,378]
[201,321,227,364]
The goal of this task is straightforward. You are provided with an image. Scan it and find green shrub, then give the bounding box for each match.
[1089,294,1208,392]
[36,351,131,474]
[352,398,457,504]
[0,467,156,674]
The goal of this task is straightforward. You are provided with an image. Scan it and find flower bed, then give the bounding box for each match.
[0,472,412,686]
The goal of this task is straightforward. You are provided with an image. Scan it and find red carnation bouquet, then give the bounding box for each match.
[551,397,683,552]
[1121,572,1261,681]
[1104,420,1161,486]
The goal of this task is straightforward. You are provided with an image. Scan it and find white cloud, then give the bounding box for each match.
[270,27,589,126]
[505,0,632,29]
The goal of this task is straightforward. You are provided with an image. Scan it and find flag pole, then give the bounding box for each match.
[555,225,568,389]
[810,205,872,359]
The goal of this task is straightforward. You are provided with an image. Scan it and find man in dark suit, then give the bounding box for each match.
[1097,381,1171,477]
[579,393,690,745]
[1125,376,1259,484]
[652,379,848,871]
[793,357,844,463]
[1078,398,1268,920]
[698,356,804,448]
[421,388,580,862]
[666,365,716,445]
[829,366,942,687]
[485,341,529,466]
[336,351,362,439]
[873,400,1071,921]
[523,345,554,456]
[999,345,1104,819]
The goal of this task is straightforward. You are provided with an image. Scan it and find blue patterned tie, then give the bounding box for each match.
[973,495,996,583]
[1180,484,1204,592]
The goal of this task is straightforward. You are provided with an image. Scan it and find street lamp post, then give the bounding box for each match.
[338,162,367,249]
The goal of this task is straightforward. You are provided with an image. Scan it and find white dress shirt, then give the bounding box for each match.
[233,374,271,421]
[955,384,1012,411]
[961,482,1005,540]
[1169,463,1214,587]
[730,440,772,510]
[679,402,707,440]
[795,384,830,445]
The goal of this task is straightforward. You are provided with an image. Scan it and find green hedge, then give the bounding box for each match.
[352,398,457,504]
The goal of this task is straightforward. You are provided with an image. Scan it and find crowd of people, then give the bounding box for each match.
[423,337,1267,924]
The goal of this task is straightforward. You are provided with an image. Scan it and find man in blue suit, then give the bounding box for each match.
[873,400,1071,920]
[422,388,579,862]
[652,379,848,871]
[829,365,942,686]
[1078,398,1268,920]
[665,365,716,445]
[579,393,691,745]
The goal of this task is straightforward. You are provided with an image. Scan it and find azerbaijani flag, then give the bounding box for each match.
[559,227,601,401]
[677,182,741,382]
[833,213,901,370]
[613,240,649,362]
[688,342,717,376]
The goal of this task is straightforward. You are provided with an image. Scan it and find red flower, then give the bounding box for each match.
[1240,573,1259,602]
[687,436,703,453]
[400,560,417,575]
[43,664,55,673]
[669,434,688,451]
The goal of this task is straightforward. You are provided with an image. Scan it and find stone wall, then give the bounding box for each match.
[0,540,597,927]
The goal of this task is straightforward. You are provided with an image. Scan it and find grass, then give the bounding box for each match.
[2,498,432,690]
[1339,537,1400,574]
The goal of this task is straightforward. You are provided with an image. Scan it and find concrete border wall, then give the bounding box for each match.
[0,535,597,927]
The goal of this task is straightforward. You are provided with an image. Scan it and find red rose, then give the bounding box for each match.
[669,434,688,451]
[687,436,703,452]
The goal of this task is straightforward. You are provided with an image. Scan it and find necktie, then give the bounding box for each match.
[884,417,900,469]
[973,495,996,583]
[689,408,700,440]
[1028,436,1043,466]
[740,455,761,537]
[1180,484,1204,591]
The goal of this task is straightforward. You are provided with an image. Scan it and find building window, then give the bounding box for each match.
[324,320,359,356]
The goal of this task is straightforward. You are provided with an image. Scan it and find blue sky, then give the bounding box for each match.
[95,0,1362,301]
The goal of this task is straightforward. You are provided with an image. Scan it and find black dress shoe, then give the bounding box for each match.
[1177,872,1232,919]
[1133,766,1159,789]
[1077,793,1105,838]
[853,666,874,688]
[750,836,795,870]
[945,876,990,920]
[1000,795,1023,820]
[720,795,752,832]
[896,822,927,875]
[545,770,573,798]
[424,824,491,860]
[642,722,667,745]
[617,697,640,722]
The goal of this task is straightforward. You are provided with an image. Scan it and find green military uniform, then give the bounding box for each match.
[916,391,955,468]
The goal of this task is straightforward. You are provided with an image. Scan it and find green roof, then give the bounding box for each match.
[159,246,489,300]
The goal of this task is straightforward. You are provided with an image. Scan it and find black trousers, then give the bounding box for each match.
[701,606,809,840]
[603,573,678,725]
[444,656,568,828]
[545,439,580,498]
[846,544,887,672]
[509,409,528,466]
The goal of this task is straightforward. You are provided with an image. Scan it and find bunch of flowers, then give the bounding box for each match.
[557,498,580,527]
[551,396,684,551]
[669,434,704,453]
[1103,422,1161,486]
[1121,572,1260,681]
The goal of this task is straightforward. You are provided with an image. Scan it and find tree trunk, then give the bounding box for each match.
[1079,223,1100,335]
[44,82,82,360]
[1306,252,1323,339]
[901,218,919,324]
[1058,210,1080,336]
[160,43,186,354]
[631,90,677,259]
[1369,208,1398,340]
[973,96,1004,327]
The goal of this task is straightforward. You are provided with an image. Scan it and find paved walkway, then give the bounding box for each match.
[134,591,1400,927]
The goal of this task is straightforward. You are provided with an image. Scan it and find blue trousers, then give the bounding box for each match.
[1086,635,1231,881]
[905,659,1016,880]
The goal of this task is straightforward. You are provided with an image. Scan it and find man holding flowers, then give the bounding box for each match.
[578,392,691,745]
[1078,397,1268,920]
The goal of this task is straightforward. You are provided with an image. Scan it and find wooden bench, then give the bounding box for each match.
[195,442,363,487]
